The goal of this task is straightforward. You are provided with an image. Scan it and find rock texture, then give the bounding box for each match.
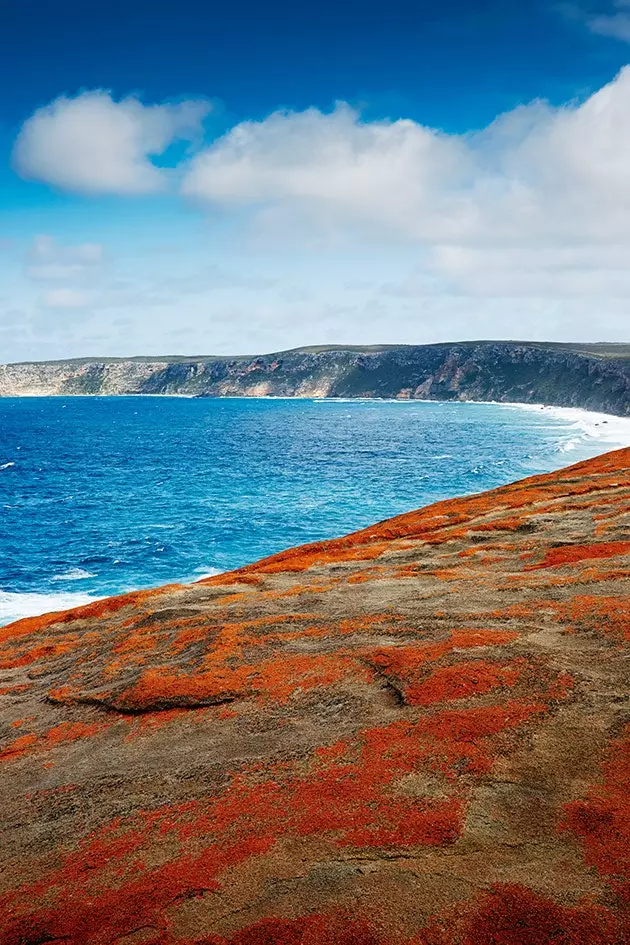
[2,341,630,414]
[0,448,629,944]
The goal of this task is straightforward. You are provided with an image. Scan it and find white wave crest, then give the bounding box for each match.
[0,589,104,628]
[51,567,97,582]
[511,403,630,454]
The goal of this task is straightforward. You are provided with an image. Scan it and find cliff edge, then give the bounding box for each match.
[0,449,629,943]
[2,340,630,415]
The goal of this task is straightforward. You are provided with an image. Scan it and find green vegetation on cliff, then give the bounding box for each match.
[1,340,630,415]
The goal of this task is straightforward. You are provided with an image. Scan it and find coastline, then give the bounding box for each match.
[496,401,630,453]
[2,397,629,629]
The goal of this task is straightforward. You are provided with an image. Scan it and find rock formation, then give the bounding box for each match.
[0,448,629,943]
[1,341,630,415]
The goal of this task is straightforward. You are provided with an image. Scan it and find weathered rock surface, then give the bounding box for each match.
[0,449,629,944]
[2,341,630,415]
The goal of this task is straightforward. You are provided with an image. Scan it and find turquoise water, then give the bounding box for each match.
[0,396,627,625]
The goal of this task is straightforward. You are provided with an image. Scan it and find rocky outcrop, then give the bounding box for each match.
[2,341,630,414]
[1,448,629,943]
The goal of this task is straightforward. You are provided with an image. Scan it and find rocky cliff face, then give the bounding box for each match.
[2,341,630,414]
[1,449,629,944]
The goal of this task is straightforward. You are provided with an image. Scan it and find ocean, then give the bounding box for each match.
[1,396,629,627]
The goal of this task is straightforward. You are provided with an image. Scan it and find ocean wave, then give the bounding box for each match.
[0,589,103,627]
[0,461,15,470]
[191,566,223,581]
[510,403,630,453]
[51,567,97,582]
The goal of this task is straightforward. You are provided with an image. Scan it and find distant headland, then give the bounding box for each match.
[2,340,630,416]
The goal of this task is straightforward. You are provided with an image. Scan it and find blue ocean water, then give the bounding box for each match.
[1,396,628,626]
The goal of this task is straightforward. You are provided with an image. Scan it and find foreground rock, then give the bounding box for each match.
[0,449,629,944]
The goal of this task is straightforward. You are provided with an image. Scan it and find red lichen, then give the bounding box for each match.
[529,541,630,571]
[419,883,626,945]
[405,659,523,706]
[561,727,630,902]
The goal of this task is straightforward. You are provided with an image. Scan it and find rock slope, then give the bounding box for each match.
[0,449,629,944]
[1,341,630,414]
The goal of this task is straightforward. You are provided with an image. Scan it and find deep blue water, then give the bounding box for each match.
[0,397,626,625]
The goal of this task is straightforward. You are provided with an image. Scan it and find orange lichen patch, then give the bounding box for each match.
[451,629,519,647]
[0,586,182,651]
[167,613,321,657]
[405,660,523,706]
[0,608,73,645]
[62,585,184,622]
[113,651,366,711]
[198,572,263,587]
[338,613,407,635]
[0,732,37,761]
[0,633,81,669]
[346,565,389,585]
[550,595,630,643]
[262,581,337,600]
[251,541,393,575]
[528,541,630,570]
[368,629,520,688]
[561,728,630,902]
[429,567,485,582]
[0,683,32,696]
[0,721,107,763]
[112,632,159,656]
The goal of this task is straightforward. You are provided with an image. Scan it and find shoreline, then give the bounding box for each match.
[2,390,630,420]
[2,398,629,628]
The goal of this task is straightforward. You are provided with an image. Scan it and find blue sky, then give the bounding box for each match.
[2,0,630,360]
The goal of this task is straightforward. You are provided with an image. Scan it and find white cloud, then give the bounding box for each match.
[182,70,630,242]
[14,92,210,195]
[182,104,471,240]
[8,69,630,356]
[179,67,630,299]
[40,287,90,310]
[588,0,630,41]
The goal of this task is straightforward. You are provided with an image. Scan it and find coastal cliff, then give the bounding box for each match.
[2,340,630,414]
[1,449,629,943]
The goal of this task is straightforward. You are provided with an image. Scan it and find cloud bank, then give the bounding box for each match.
[182,68,630,246]
[178,67,630,297]
[13,92,210,195]
[7,68,630,358]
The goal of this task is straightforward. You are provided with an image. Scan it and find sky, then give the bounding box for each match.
[2,0,630,361]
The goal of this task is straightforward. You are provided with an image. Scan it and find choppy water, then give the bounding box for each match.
[1,396,629,626]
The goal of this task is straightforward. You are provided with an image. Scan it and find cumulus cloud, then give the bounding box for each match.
[178,68,630,298]
[182,104,472,240]
[181,70,630,242]
[14,92,210,195]
[11,68,630,353]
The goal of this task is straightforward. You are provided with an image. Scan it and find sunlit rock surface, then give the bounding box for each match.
[0,448,629,944]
